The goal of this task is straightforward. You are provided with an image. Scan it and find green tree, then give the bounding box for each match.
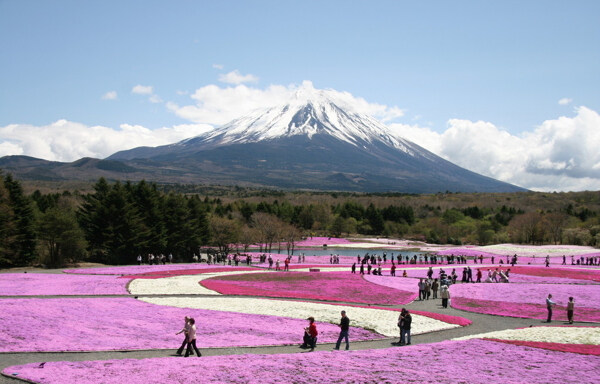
[3,174,37,266]
[37,207,87,267]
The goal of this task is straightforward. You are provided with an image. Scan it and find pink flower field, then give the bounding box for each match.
[4,339,599,384]
[200,271,416,305]
[63,263,235,275]
[484,338,600,355]
[0,273,128,295]
[119,267,256,279]
[0,298,381,352]
[450,283,600,322]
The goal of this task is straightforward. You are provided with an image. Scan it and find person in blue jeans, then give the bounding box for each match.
[334,310,350,350]
[400,309,412,345]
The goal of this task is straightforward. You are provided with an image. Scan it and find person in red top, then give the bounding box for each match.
[305,317,318,351]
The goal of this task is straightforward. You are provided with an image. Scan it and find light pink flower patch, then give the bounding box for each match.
[4,339,599,384]
[0,273,128,296]
[0,298,381,352]
[484,338,600,355]
[200,271,415,305]
[506,266,600,282]
[119,267,256,279]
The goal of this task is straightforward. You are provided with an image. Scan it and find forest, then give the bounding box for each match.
[1,173,599,268]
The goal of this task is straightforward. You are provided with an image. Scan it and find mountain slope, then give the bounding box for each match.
[107,84,524,193]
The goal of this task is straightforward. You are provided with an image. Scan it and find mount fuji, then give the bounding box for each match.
[1,83,525,192]
[107,83,523,192]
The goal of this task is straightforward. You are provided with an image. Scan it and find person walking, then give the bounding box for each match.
[334,310,350,350]
[567,297,575,324]
[175,316,191,356]
[184,318,201,357]
[546,294,556,323]
[440,285,450,308]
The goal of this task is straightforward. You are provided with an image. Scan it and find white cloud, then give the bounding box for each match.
[391,106,600,191]
[212,64,224,70]
[101,91,117,100]
[0,120,213,162]
[149,94,163,103]
[168,81,404,126]
[167,84,292,125]
[558,97,573,105]
[218,70,259,85]
[132,85,153,95]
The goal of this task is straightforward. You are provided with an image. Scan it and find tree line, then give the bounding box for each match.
[1,174,599,268]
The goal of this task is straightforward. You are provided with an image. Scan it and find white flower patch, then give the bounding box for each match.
[454,326,600,345]
[140,296,459,337]
[480,244,599,256]
[128,270,269,296]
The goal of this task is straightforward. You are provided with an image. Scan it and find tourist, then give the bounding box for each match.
[305,317,318,351]
[567,297,575,324]
[425,279,431,300]
[351,263,356,274]
[418,279,425,300]
[546,294,556,323]
[175,316,191,356]
[334,310,350,350]
[545,255,550,267]
[427,266,433,279]
[275,259,280,271]
[390,262,396,276]
[402,270,407,277]
[184,318,201,357]
[476,268,482,283]
[397,309,404,344]
[360,263,365,275]
[431,278,439,299]
[440,285,450,308]
[400,309,412,345]
[137,254,142,265]
[284,257,290,271]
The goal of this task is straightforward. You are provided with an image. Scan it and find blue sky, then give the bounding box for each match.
[1,0,599,191]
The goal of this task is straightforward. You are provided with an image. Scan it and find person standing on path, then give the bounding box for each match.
[400,309,412,345]
[431,278,439,299]
[418,279,425,301]
[546,294,556,322]
[440,285,450,308]
[334,310,350,350]
[567,297,575,324]
[184,318,201,357]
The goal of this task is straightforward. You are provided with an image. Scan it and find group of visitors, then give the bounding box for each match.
[300,310,351,351]
[137,253,172,265]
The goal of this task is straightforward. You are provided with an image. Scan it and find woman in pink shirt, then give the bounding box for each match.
[184,318,202,357]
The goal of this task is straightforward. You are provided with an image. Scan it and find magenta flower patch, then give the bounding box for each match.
[0,273,128,295]
[0,298,381,352]
[484,338,600,355]
[4,339,599,384]
[201,271,416,305]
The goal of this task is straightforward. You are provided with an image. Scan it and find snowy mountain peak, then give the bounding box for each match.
[184,82,419,155]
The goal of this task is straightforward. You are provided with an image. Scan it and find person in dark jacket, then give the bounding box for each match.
[400,309,412,345]
[334,310,350,350]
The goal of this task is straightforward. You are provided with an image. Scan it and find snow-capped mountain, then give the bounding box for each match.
[104,84,525,192]
[178,83,420,155]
